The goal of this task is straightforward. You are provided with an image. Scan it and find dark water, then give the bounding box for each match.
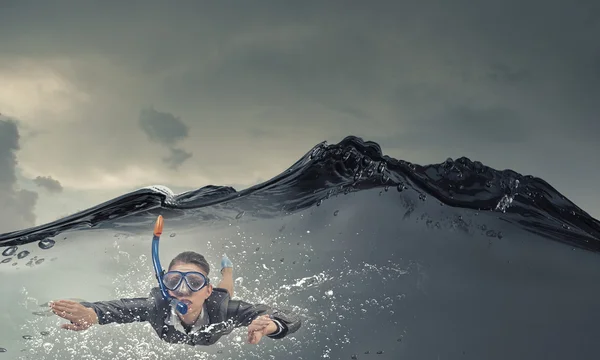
[1,136,599,359]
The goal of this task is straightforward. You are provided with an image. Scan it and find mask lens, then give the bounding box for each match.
[162,272,183,290]
[185,273,206,291]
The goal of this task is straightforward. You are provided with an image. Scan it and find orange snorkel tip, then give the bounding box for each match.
[154,215,164,236]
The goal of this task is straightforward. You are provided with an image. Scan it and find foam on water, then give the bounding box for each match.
[1,136,599,359]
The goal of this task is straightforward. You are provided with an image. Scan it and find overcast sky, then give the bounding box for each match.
[0,0,598,232]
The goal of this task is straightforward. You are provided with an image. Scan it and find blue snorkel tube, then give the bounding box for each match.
[151,215,188,315]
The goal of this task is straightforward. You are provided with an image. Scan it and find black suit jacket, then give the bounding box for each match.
[80,287,301,346]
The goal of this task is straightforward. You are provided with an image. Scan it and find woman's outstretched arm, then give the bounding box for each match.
[51,294,157,331]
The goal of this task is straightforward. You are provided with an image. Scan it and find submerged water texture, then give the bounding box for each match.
[1,136,599,359]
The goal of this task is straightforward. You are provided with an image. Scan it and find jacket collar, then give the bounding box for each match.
[204,288,230,326]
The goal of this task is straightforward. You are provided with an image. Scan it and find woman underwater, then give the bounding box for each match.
[50,216,301,346]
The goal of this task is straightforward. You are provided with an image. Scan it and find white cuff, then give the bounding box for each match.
[268,319,284,337]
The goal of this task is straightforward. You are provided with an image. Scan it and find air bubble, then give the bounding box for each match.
[35,258,45,265]
[334,210,339,216]
[0,348,6,353]
[38,239,55,250]
[236,211,244,219]
[17,251,30,259]
[397,183,405,192]
[1,258,11,264]
[169,233,176,238]
[354,171,362,182]
[2,246,17,257]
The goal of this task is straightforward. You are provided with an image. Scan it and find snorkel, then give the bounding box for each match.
[151,215,189,315]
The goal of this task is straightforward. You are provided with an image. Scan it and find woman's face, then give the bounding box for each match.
[167,262,212,319]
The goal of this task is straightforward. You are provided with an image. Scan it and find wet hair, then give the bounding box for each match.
[168,251,210,275]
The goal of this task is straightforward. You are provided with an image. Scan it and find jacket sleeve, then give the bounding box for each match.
[226,300,301,339]
[80,295,157,325]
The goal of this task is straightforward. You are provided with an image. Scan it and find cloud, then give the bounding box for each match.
[139,108,189,146]
[139,108,193,169]
[163,148,193,170]
[0,116,38,233]
[33,175,63,193]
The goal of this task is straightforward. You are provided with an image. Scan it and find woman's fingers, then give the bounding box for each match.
[251,319,270,327]
[247,324,263,333]
[250,316,271,326]
[49,303,72,314]
[50,304,73,316]
[51,309,75,322]
[49,301,89,323]
[247,331,258,344]
[50,300,79,311]
[247,330,263,344]
[59,300,80,306]
[49,299,95,331]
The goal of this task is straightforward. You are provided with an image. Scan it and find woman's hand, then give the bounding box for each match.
[247,315,278,344]
[50,299,99,331]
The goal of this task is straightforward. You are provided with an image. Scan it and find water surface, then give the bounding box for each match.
[1,136,599,359]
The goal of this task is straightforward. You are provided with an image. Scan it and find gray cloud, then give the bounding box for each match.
[139,108,189,146]
[139,108,193,169]
[163,148,193,170]
[33,175,63,193]
[0,117,38,233]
